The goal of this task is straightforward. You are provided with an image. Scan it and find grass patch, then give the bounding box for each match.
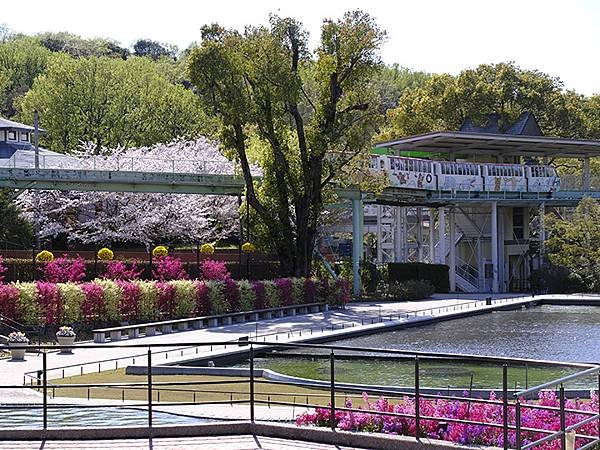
[42,369,366,407]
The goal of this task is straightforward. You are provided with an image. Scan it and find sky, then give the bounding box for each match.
[4,0,600,95]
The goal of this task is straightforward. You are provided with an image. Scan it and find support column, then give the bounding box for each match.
[438,207,446,264]
[376,205,383,263]
[498,207,505,292]
[352,197,363,298]
[583,157,590,191]
[429,208,435,263]
[401,207,408,261]
[477,238,484,291]
[491,201,499,293]
[449,208,456,292]
[539,202,546,268]
[416,208,424,262]
[394,207,402,262]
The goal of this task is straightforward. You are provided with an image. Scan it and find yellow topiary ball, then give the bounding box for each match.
[97,247,114,261]
[241,242,256,253]
[35,250,54,262]
[200,243,215,255]
[152,245,168,257]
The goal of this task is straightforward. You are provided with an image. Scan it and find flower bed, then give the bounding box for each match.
[296,391,599,449]
[0,277,349,326]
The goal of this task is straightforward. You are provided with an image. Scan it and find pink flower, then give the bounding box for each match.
[43,255,86,283]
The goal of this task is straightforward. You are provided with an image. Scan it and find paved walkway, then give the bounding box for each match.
[0,435,366,449]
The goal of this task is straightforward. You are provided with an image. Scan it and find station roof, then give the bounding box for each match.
[0,117,45,133]
[375,131,600,158]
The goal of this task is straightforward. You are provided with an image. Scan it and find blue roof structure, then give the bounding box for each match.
[459,111,543,136]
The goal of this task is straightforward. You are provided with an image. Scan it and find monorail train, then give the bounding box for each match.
[370,155,560,193]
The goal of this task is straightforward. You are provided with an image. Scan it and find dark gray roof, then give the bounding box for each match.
[459,111,543,136]
[0,117,45,132]
[505,112,543,136]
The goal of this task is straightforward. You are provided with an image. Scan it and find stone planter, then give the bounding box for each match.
[56,335,76,354]
[8,342,27,361]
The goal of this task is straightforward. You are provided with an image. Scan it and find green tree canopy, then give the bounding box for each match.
[37,31,130,59]
[381,62,590,140]
[19,55,213,152]
[545,197,600,291]
[188,11,385,276]
[0,36,51,117]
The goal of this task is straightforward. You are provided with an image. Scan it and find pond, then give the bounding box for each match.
[240,305,600,390]
[0,406,209,428]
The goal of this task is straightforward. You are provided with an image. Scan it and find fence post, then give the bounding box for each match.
[503,364,508,450]
[515,400,521,450]
[415,356,420,439]
[330,350,335,430]
[598,371,600,444]
[250,344,255,423]
[147,349,153,435]
[42,350,47,430]
[560,384,566,450]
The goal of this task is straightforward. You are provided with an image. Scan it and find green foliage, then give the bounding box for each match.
[237,279,256,311]
[381,62,590,141]
[0,192,33,247]
[19,55,211,153]
[0,36,51,117]
[170,280,196,318]
[207,280,227,314]
[291,278,304,305]
[94,279,121,321]
[133,39,177,60]
[37,31,130,59]
[529,265,585,294]
[387,263,449,293]
[388,279,435,301]
[58,282,84,323]
[136,281,158,321]
[15,281,39,325]
[187,10,385,277]
[545,197,600,292]
[263,281,280,308]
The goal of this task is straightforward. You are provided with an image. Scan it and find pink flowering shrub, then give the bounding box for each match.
[36,281,62,325]
[153,256,188,281]
[297,391,600,449]
[0,283,20,320]
[103,260,143,281]
[200,259,231,281]
[274,278,293,306]
[156,282,177,317]
[0,256,6,283]
[117,281,140,321]
[43,255,86,283]
[304,278,316,304]
[80,282,105,322]
[223,278,240,312]
[252,281,266,310]
[194,281,211,315]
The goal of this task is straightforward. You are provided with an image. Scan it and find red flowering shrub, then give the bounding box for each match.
[274,278,293,306]
[252,281,266,310]
[0,283,20,321]
[153,256,188,281]
[43,255,86,283]
[223,278,240,312]
[103,260,143,281]
[304,278,316,304]
[156,282,176,317]
[117,281,140,321]
[200,259,231,281]
[194,281,211,316]
[80,282,105,322]
[36,281,62,325]
[0,256,6,283]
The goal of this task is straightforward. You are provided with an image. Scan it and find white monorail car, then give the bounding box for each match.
[371,156,560,193]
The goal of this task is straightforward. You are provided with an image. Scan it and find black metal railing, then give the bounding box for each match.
[1,340,599,450]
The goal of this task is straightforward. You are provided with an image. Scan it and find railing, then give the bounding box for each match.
[6,153,234,176]
[2,340,599,450]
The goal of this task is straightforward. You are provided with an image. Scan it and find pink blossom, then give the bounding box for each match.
[43,255,86,283]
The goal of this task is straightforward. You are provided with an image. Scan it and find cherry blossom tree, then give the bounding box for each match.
[17,138,241,247]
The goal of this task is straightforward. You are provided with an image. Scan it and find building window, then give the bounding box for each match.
[20,132,29,142]
[8,131,16,140]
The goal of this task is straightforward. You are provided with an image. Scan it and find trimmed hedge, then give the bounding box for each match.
[387,263,449,293]
[0,258,281,283]
[0,277,350,326]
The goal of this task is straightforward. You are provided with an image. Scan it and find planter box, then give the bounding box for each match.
[8,342,27,361]
[56,335,76,354]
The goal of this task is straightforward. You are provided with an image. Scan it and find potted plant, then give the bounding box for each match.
[56,326,76,354]
[7,332,28,361]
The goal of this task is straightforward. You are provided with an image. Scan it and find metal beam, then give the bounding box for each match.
[449,208,456,292]
[491,201,499,293]
[0,168,246,196]
[352,197,363,298]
